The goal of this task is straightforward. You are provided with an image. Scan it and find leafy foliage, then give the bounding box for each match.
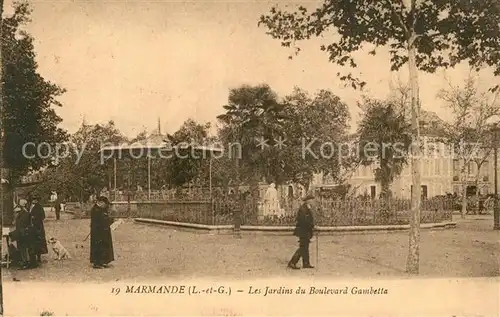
[217,84,351,189]
[357,98,412,198]
[280,88,351,188]
[36,121,126,201]
[164,119,212,187]
[2,3,68,181]
[259,0,500,90]
[438,72,500,213]
[217,84,285,187]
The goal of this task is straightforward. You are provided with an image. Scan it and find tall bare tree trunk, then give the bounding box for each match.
[475,169,481,214]
[461,172,467,219]
[406,32,422,275]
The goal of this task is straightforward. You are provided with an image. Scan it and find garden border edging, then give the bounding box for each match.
[134,218,457,234]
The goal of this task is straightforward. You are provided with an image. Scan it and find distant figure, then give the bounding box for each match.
[90,196,115,269]
[263,183,284,217]
[288,194,316,270]
[54,196,62,220]
[29,194,48,263]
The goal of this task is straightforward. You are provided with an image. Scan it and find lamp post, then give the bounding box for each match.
[493,125,500,230]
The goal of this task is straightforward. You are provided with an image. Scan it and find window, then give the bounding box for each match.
[370,186,376,199]
[453,159,460,176]
[481,161,489,177]
[434,159,441,176]
[421,185,428,200]
[411,185,428,199]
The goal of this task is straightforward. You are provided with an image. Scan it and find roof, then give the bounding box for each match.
[419,110,450,138]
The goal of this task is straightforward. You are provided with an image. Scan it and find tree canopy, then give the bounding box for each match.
[357,97,412,198]
[216,84,351,190]
[259,0,500,90]
[2,3,68,182]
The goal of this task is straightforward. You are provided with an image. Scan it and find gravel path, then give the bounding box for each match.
[3,211,499,283]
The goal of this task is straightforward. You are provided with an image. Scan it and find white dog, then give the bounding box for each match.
[48,237,72,260]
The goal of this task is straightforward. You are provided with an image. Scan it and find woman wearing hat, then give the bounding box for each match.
[288,194,316,270]
[90,196,115,269]
[29,194,48,264]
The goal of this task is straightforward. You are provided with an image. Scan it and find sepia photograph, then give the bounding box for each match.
[0,0,499,316]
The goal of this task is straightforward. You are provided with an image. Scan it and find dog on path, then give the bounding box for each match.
[48,237,72,260]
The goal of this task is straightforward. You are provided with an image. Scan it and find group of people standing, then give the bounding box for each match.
[8,193,115,270]
[10,194,48,269]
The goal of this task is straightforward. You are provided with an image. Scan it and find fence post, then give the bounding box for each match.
[211,199,215,226]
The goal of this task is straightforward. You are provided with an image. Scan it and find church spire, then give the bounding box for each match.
[157,117,161,135]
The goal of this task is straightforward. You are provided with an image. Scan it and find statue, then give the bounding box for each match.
[50,191,58,202]
[262,183,284,217]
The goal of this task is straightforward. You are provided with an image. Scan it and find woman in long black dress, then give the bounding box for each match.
[90,196,114,269]
[29,194,48,264]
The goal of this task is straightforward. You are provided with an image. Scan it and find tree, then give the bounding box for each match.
[217,84,285,197]
[280,87,351,190]
[439,71,500,217]
[357,98,412,199]
[217,84,351,196]
[40,121,126,202]
[2,3,67,180]
[1,2,68,224]
[259,0,500,274]
[165,118,212,187]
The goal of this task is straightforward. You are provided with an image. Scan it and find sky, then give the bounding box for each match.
[5,0,498,138]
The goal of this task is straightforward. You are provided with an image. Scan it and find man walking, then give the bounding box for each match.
[288,194,316,270]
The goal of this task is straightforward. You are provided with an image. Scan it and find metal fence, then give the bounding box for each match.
[69,196,454,227]
[240,197,454,226]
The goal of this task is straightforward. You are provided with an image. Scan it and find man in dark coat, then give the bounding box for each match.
[288,194,316,269]
[29,194,48,264]
[13,199,34,269]
[90,196,115,269]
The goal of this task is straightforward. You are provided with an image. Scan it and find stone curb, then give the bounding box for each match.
[134,218,457,234]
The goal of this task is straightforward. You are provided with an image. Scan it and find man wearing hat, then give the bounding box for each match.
[13,199,33,269]
[288,194,316,269]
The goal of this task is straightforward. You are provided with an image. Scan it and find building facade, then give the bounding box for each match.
[312,140,500,199]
